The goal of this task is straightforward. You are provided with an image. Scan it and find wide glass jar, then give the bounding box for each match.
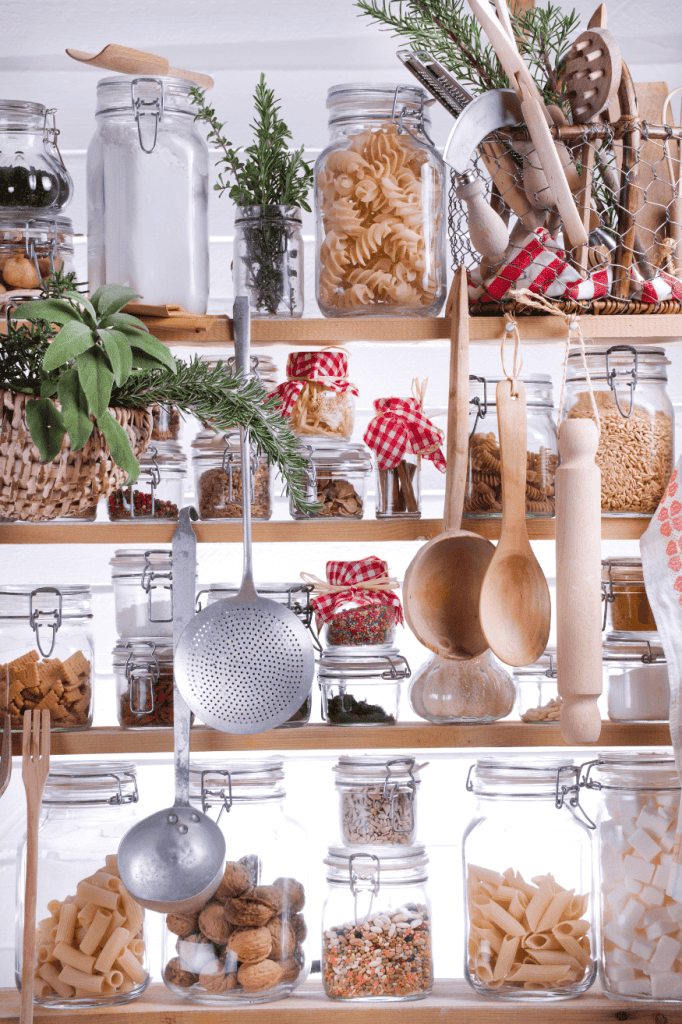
[162,757,310,1005]
[315,84,446,318]
[0,212,75,291]
[110,549,174,639]
[192,430,272,521]
[234,205,304,318]
[107,443,186,521]
[513,647,561,723]
[463,756,596,1000]
[602,558,658,635]
[409,649,515,724]
[318,648,410,726]
[290,442,372,520]
[582,752,681,1000]
[87,76,209,313]
[603,636,669,722]
[563,347,674,516]
[16,762,148,1008]
[465,374,558,518]
[113,638,176,727]
[333,755,422,846]
[150,403,181,442]
[0,585,93,731]
[322,843,433,1000]
[0,101,72,211]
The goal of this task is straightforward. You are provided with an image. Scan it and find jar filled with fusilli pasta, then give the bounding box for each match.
[315,84,446,318]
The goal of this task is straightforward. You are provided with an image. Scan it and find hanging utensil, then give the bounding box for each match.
[663,85,682,266]
[174,298,315,733]
[397,50,474,116]
[65,44,214,89]
[0,666,11,800]
[21,709,50,1024]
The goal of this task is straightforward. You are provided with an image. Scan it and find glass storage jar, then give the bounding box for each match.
[0,212,75,292]
[409,649,515,724]
[322,843,433,1000]
[110,549,174,638]
[0,101,72,211]
[107,443,186,521]
[333,755,421,846]
[376,451,421,519]
[290,442,372,520]
[192,430,272,521]
[87,76,209,314]
[315,83,446,318]
[162,757,310,1005]
[199,352,278,391]
[603,636,669,722]
[318,648,410,726]
[513,647,561,723]
[268,349,358,443]
[16,761,148,1007]
[113,637,177,727]
[234,204,304,318]
[602,558,658,635]
[582,752,682,1001]
[0,585,93,731]
[150,403,181,442]
[463,755,596,1000]
[563,347,674,516]
[465,374,558,518]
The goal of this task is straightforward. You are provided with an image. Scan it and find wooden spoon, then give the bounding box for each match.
[66,44,214,89]
[403,267,495,660]
[21,709,51,1024]
[479,379,551,667]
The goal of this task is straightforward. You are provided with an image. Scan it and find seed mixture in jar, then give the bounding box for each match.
[327,605,395,646]
[198,464,271,520]
[341,787,414,845]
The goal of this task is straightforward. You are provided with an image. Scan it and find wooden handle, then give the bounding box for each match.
[555,419,602,744]
[496,379,528,539]
[444,266,470,532]
[516,141,552,208]
[455,177,510,260]
[21,791,39,1024]
[65,44,214,89]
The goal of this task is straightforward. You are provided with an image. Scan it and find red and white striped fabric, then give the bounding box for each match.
[363,397,446,472]
[267,350,359,417]
[629,264,682,303]
[311,557,404,627]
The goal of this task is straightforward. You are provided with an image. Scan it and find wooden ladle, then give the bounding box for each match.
[403,267,495,660]
[479,379,551,666]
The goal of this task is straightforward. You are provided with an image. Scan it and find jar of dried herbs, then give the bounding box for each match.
[289,442,372,520]
[267,350,358,442]
[191,429,272,521]
[318,649,410,726]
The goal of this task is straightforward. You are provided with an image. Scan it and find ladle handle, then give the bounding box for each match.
[233,297,257,600]
[172,507,197,807]
[496,378,528,541]
[444,265,470,531]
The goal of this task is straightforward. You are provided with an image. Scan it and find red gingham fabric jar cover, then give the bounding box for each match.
[267,350,359,416]
[363,397,446,472]
[307,557,404,628]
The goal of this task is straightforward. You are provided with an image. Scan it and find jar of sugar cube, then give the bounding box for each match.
[582,752,682,1001]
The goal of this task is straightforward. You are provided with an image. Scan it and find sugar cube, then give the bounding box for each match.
[669,904,682,923]
[628,827,662,862]
[651,934,682,972]
[637,808,670,839]
[606,966,635,983]
[642,905,673,928]
[640,885,665,907]
[603,920,633,951]
[617,898,646,933]
[631,937,655,960]
[613,977,651,996]
[661,831,675,853]
[607,884,631,914]
[651,973,682,999]
[624,877,643,895]
[645,918,678,942]
[652,863,670,890]
[609,947,640,966]
[623,854,655,885]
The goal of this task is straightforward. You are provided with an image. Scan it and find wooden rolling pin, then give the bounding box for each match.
[555,418,602,744]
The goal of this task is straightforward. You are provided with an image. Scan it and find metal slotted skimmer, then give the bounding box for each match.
[175,297,315,734]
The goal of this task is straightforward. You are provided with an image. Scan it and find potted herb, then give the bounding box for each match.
[191,75,314,318]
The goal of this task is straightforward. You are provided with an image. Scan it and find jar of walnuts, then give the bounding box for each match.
[162,757,309,1004]
[0,212,75,296]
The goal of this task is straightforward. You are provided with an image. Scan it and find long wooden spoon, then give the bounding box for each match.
[479,380,551,666]
[66,44,214,89]
[21,709,50,1024]
[403,267,495,660]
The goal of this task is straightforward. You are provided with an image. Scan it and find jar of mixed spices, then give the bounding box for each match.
[318,649,410,726]
[601,558,658,635]
[108,444,186,522]
[306,557,402,651]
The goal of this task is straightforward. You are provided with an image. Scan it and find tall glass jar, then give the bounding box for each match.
[0,101,72,211]
[113,637,176,727]
[0,585,93,731]
[16,762,149,1008]
[601,558,658,635]
[315,84,446,318]
[192,430,272,521]
[0,212,75,291]
[333,755,421,847]
[234,205,304,318]
[87,76,209,313]
[322,843,433,1000]
[465,374,558,518]
[376,451,421,519]
[162,757,310,1004]
[109,549,174,639]
[563,347,674,516]
[582,752,682,1001]
[463,756,596,1000]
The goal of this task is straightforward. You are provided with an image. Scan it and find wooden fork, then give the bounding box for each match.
[21,710,50,1024]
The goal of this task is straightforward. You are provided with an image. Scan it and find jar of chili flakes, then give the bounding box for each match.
[268,350,358,443]
[304,557,403,650]
[113,638,177,728]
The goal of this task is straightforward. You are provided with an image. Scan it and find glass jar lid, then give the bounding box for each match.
[191,430,269,462]
[567,346,669,382]
[333,754,422,788]
[95,75,197,116]
[304,442,372,473]
[138,442,187,471]
[42,761,139,805]
[189,757,286,811]
[109,548,172,578]
[112,637,173,666]
[511,646,557,679]
[198,352,278,387]
[583,750,679,792]
[468,754,578,798]
[0,211,74,239]
[602,634,665,663]
[601,557,645,586]
[318,649,410,681]
[0,100,48,130]
[469,373,554,408]
[325,840,429,884]
[0,584,92,619]
[326,83,432,130]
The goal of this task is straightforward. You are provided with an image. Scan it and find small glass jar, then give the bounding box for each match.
[192,430,272,521]
[150,404,181,442]
[463,756,596,1000]
[162,757,310,1005]
[0,212,75,292]
[113,638,176,728]
[234,204,304,318]
[107,443,186,522]
[513,647,561,723]
[0,585,93,731]
[582,752,682,1001]
[315,84,446,318]
[602,558,658,635]
[318,648,409,726]
[290,442,372,520]
[333,755,421,847]
[465,374,558,518]
[409,649,515,724]
[322,843,433,1000]
[0,101,72,210]
[109,549,174,639]
[563,347,674,516]
[269,350,357,443]
[199,353,278,391]
[16,761,148,1008]
[376,451,421,519]
[603,636,669,722]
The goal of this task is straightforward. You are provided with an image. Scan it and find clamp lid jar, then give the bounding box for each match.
[318,648,410,726]
[290,442,372,520]
[108,443,186,522]
[513,646,561,723]
[601,558,657,635]
[113,637,177,728]
[602,635,668,722]
[0,211,75,292]
[333,754,422,846]
[192,430,272,521]
[109,548,175,638]
[0,101,72,211]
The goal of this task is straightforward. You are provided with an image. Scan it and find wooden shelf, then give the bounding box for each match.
[0,980,679,1023]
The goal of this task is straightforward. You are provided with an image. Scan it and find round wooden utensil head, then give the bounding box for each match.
[565,27,621,123]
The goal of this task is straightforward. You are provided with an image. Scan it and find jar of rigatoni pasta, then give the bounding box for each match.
[15,762,149,1007]
[462,756,596,1000]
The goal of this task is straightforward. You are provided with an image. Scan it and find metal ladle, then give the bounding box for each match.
[117,507,226,912]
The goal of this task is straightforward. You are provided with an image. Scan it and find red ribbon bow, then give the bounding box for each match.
[363,397,446,472]
[307,557,404,628]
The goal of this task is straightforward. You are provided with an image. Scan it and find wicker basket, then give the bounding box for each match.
[0,391,154,522]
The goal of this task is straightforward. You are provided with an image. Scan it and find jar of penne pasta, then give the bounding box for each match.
[463,755,597,1000]
[315,84,446,318]
[16,761,149,1007]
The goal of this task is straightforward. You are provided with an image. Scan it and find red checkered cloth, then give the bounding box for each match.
[309,557,404,628]
[267,350,359,417]
[363,397,446,472]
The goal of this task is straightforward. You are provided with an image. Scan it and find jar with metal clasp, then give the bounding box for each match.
[113,637,181,727]
[318,648,410,726]
[333,755,422,847]
[290,442,372,520]
[107,443,187,522]
[513,646,561,723]
[0,212,76,293]
[602,636,669,723]
[601,558,658,635]
[191,429,272,521]
[0,101,72,211]
[109,549,175,639]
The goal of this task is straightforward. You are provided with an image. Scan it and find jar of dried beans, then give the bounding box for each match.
[513,647,561,724]
[108,443,186,522]
[192,430,272,521]
[601,558,658,635]
[268,350,357,442]
[307,557,402,650]
[318,648,410,726]
[333,755,422,846]
[113,638,177,728]
[322,843,433,999]
[463,756,596,1000]
[602,637,669,722]
[315,83,446,317]
[110,549,175,639]
[563,347,674,516]
[465,374,558,518]
[290,442,372,520]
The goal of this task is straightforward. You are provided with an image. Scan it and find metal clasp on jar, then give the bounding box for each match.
[131,77,164,154]
[349,851,381,926]
[141,549,173,623]
[556,764,595,829]
[200,768,233,822]
[124,640,159,714]
[383,757,417,835]
[221,441,259,503]
[606,344,639,419]
[300,444,318,504]
[469,374,488,440]
[29,586,62,658]
[391,85,435,147]
[381,654,411,681]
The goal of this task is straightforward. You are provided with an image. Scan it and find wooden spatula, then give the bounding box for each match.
[66,44,214,89]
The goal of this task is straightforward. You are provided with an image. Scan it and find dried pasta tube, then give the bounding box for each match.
[58,965,105,993]
[55,903,78,945]
[79,909,112,956]
[37,963,74,999]
[116,947,147,985]
[53,941,96,975]
[94,927,131,974]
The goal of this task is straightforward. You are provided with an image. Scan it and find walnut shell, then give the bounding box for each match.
[237,958,284,992]
[238,853,261,886]
[176,933,217,974]
[274,877,305,914]
[275,955,302,985]
[166,911,200,938]
[164,956,198,988]
[252,884,283,914]
[227,926,272,964]
[223,896,275,928]
[37,255,63,279]
[198,901,232,945]
[292,914,307,943]
[3,255,40,289]
[199,958,238,993]
[266,917,296,957]
[215,861,253,901]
